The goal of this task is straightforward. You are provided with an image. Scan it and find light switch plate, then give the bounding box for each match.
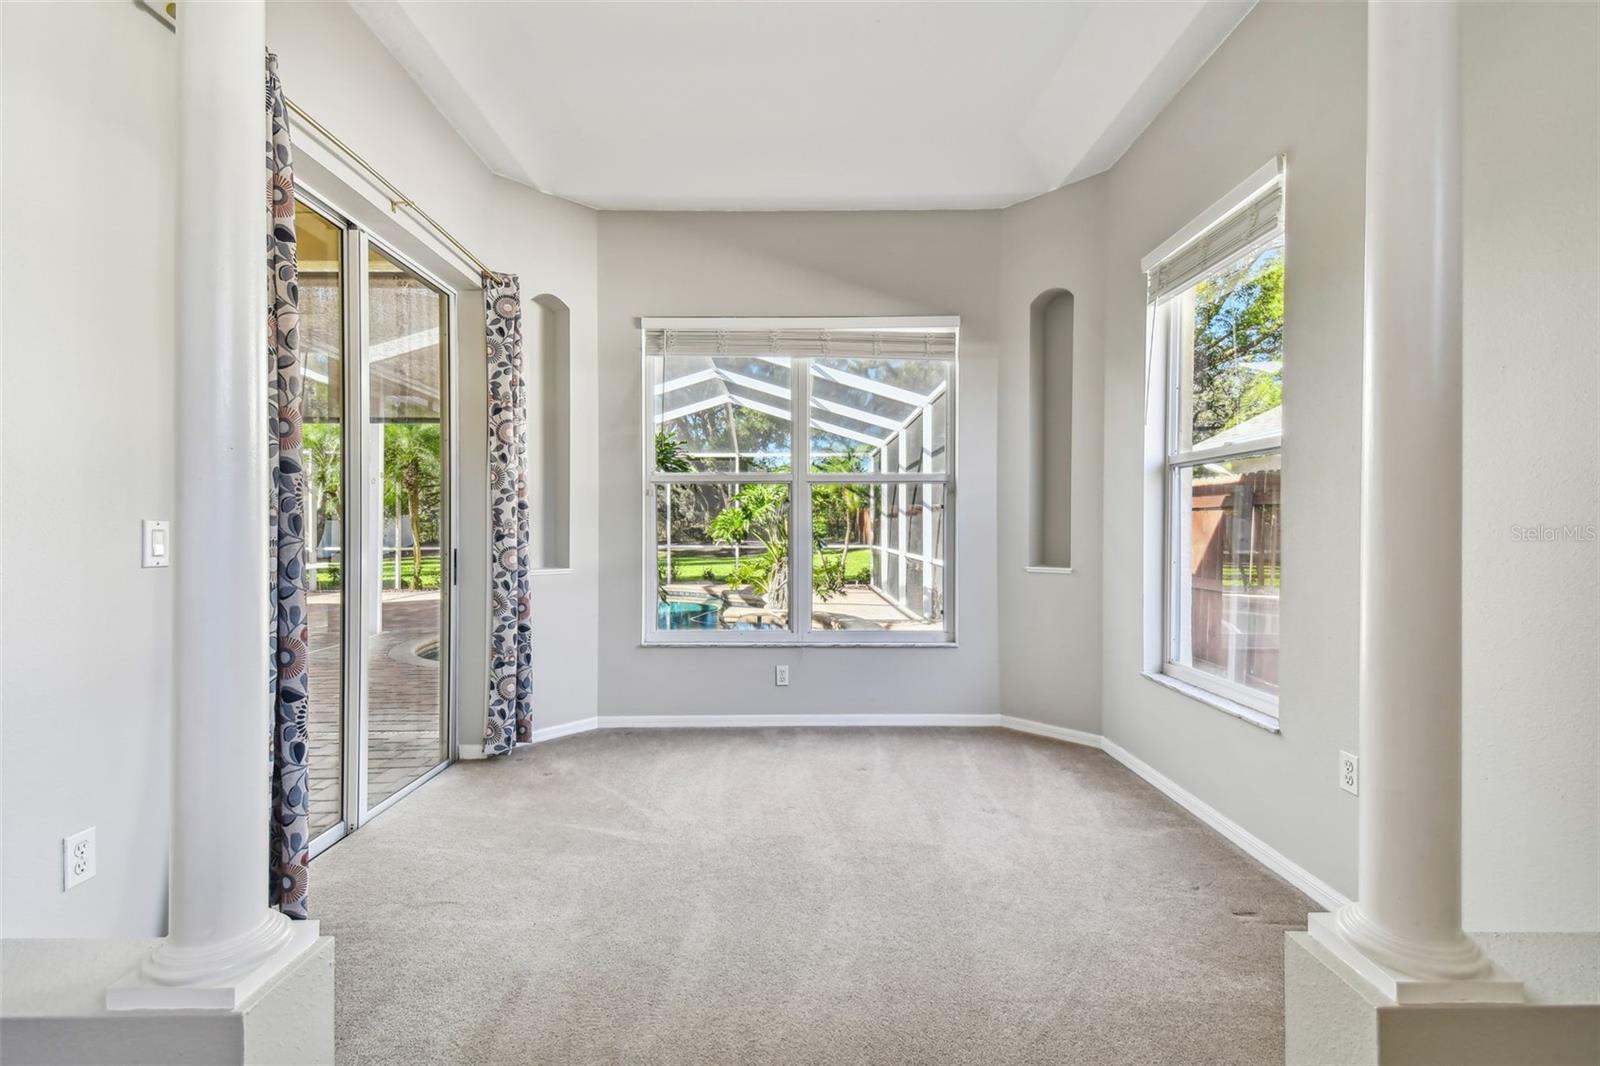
[141,520,170,568]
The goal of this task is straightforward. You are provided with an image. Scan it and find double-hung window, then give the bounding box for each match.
[1145,160,1285,718]
[643,318,957,646]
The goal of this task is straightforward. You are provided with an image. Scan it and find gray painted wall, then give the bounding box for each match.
[1,1,179,938]
[1459,1,1598,932]
[997,176,1108,733]
[595,211,1002,718]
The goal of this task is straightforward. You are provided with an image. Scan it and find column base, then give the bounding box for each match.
[1287,931,1598,1066]
[2,934,334,1066]
[106,917,321,1011]
[1309,912,1524,1004]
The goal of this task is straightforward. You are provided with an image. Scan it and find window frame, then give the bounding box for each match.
[640,317,959,648]
[1154,213,1284,721]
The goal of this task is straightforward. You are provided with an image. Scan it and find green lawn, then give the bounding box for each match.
[663,548,872,584]
[313,555,442,591]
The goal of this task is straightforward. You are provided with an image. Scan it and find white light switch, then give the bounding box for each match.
[142,520,170,568]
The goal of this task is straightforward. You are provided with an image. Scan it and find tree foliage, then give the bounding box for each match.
[1190,248,1284,440]
[303,422,342,555]
[654,430,693,473]
[709,484,790,605]
[811,452,870,597]
[383,422,441,589]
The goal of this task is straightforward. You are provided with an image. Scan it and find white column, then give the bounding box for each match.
[1311,0,1514,1003]
[109,0,317,1010]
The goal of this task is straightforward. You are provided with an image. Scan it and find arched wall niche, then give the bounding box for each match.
[1029,288,1074,570]
[527,293,572,570]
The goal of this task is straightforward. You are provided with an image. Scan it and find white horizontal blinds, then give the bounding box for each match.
[1147,178,1284,304]
[647,327,957,360]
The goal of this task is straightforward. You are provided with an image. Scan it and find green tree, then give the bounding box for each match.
[811,451,870,598]
[303,422,342,576]
[1191,250,1284,438]
[383,422,440,589]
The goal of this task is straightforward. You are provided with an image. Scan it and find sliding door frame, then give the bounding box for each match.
[357,228,459,825]
[297,182,459,857]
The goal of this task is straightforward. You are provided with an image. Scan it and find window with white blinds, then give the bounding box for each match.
[1144,160,1286,723]
[1142,157,1286,304]
[645,322,958,360]
[642,316,959,645]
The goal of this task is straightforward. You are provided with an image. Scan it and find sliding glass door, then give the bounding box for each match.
[295,194,454,855]
[362,244,451,811]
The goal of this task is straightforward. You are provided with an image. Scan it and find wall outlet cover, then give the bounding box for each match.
[1338,751,1359,796]
[64,827,96,890]
[775,665,790,687]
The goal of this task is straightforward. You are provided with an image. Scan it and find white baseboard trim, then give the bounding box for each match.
[515,711,1347,912]
[997,715,1103,749]
[597,713,1001,730]
[1099,736,1351,913]
[528,716,600,744]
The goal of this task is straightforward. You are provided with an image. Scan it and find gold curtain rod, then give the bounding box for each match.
[283,97,497,279]
[139,4,498,279]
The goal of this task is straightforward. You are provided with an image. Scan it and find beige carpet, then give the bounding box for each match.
[314,727,1314,1065]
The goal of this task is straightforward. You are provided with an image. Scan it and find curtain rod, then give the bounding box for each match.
[138,4,498,279]
[282,96,498,280]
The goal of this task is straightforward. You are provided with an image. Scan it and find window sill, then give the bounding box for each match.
[642,640,959,650]
[1140,671,1281,734]
[1024,566,1074,575]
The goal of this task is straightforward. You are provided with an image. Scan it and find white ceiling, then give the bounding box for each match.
[350,0,1256,211]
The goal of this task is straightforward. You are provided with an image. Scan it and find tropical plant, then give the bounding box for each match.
[709,484,789,606]
[655,430,693,473]
[383,422,441,589]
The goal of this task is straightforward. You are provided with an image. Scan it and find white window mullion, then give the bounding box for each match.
[794,356,812,640]
[896,432,909,609]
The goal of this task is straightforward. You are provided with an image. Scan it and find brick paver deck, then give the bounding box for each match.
[305,590,445,838]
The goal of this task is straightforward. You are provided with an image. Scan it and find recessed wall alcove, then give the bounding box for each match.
[527,293,572,571]
[1028,288,1074,570]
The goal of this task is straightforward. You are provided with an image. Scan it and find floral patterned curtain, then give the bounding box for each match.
[267,52,311,918]
[484,275,533,754]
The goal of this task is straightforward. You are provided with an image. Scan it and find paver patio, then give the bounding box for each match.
[305,589,445,838]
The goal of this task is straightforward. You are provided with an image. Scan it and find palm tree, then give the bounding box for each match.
[812,451,869,595]
[302,422,342,586]
[383,422,440,588]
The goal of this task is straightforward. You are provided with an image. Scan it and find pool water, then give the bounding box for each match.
[657,598,781,631]
[658,599,721,629]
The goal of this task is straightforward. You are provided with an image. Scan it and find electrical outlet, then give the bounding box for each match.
[1338,751,1359,796]
[775,665,790,687]
[64,827,96,890]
